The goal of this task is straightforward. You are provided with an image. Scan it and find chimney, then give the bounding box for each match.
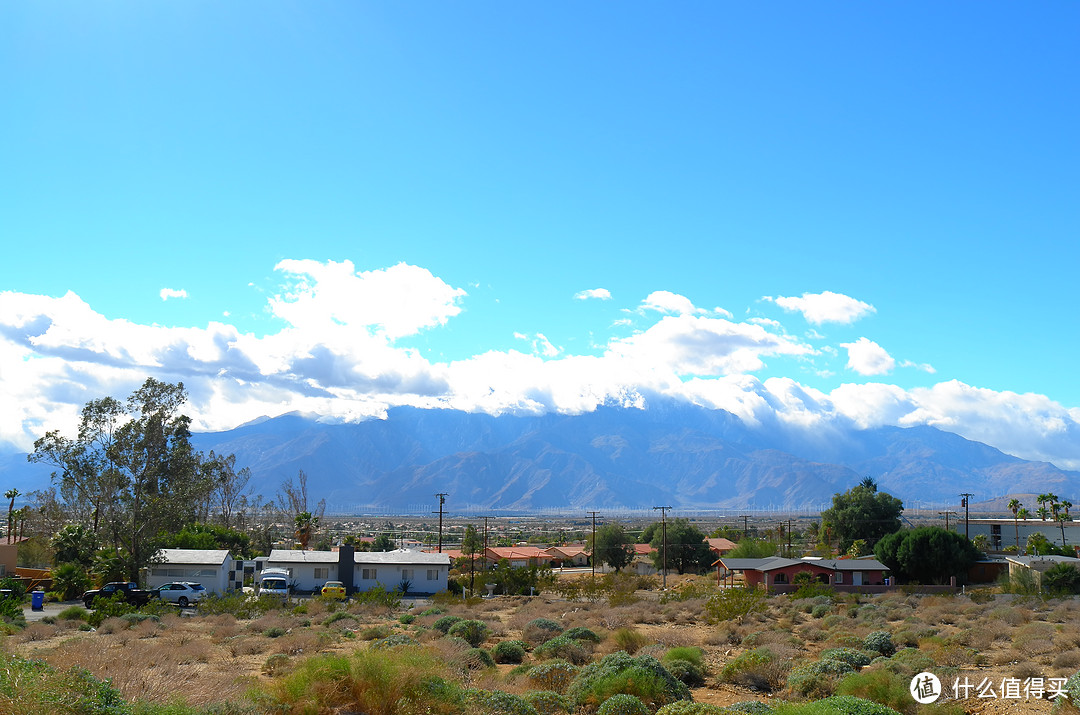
[338,545,355,596]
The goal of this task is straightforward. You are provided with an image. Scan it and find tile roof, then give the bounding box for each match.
[155,549,232,565]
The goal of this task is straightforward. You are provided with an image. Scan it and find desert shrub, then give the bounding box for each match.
[597,693,650,715]
[534,635,591,665]
[322,610,356,627]
[524,689,572,715]
[466,688,540,715]
[811,605,831,618]
[433,615,464,634]
[820,648,872,669]
[353,583,403,611]
[199,591,281,619]
[264,626,287,638]
[658,579,716,603]
[57,605,90,622]
[704,588,766,623]
[868,648,934,678]
[786,659,855,698]
[612,627,650,654]
[723,704,774,714]
[655,703,729,715]
[527,660,581,693]
[564,626,601,643]
[463,647,496,669]
[0,652,129,713]
[835,669,914,715]
[370,633,419,649]
[263,653,290,676]
[524,617,564,646]
[719,648,789,691]
[663,647,704,668]
[493,639,528,664]
[665,659,706,687]
[568,652,691,711]
[263,648,463,715]
[399,613,416,625]
[85,593,139,627]
[771,695,903,714]
[448,619,492,647]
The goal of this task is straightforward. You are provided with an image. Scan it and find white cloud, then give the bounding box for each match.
[160,288,188,301]
[766,291,875,325]
[640,291,705,316]
[574,288,611,301]
[840,338,895,376]
[901,360,937,374]
[3,266,1080,473]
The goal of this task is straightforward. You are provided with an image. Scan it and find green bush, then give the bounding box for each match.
[527,660,581,693]
[612,628,650,655]
[398,613,416,625]
[493,640,528,664]
[719,648,786,691]
[465,689,539,715]
[86,593,138,627]
[523,689,573,715]
[433,615,464,634]
[819,648,873,669]
[862,631,895,657]
[322,611,355,626]
[57,605,90,621]
[534,634,592,665]
[447,619,491,647]
[0,652,128,713]
[264,626,287,638]
[564,626,601,643]
[524,617,564,646]
[786,659,855,698]
[199,591,281,619]
[663,647,704,668]
[263,653,290,677]
[771,695,902,715]
[655,703,730,715]
[597,693,650,715]
[834,669,914,715]
[464,647,496,669]
[420,606,445,616]
[665,659,706,687]
[567,652,691,711]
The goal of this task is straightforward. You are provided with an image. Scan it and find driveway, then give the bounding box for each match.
[23,600,81,623]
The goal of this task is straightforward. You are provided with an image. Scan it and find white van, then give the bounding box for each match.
[258,568,291,599]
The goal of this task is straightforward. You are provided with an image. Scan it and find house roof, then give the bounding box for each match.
[155,549,232,566]
[632,543,655,555]
[707,538,737,552]
[268,549,340,563]
[354,549,450,566]
[1006,555,1080,567]
[546,546,587,558]
[486,546,554,560]
[718,556,887,572]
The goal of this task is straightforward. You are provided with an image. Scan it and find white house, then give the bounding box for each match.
[147,549,236,594]
[354,549,450,595]
[263,550,341,591]
[263,547,451,595]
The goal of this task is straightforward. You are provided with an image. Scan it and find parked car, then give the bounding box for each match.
[81,582,158,609]
[320,580,346,600]
[156,582,206,607]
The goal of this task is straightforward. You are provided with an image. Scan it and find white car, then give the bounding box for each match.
[157,582,207,607]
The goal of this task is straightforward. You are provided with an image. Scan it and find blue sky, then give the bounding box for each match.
[2,3,1079,470]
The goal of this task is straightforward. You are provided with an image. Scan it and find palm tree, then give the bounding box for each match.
[1059,500,1073,547]
[1037,507,1050,521]
[1008,499,1022,550]
[1018,508,1030,521]
[1037,494,1053,520]
[4,488,19,542]
[294,511,318,550]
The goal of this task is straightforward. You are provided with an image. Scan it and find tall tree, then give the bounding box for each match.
[874,527,980,584]
[201,451,251,530]
[277,470,326,546]
[821,480,904,552]
[593,523,635,572]
[648,518,712,574]
[29,378,217,580]
[294,512,318,550]
[461,524,482,593]
[1007,499,1022,550]
[5,489,19,542]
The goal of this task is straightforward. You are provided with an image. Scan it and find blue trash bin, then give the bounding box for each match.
[31,590,44,611]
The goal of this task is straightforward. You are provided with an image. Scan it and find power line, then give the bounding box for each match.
[586,510,601,579]
[433,493,448,553]
[653,506,671,589]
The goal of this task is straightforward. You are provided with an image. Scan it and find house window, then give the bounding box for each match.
[427,569,439,581]
[401,569,414,581]
[834,573,843,584]
[314,567,329,580]
[773,572,787,584]
[362,568,378,580]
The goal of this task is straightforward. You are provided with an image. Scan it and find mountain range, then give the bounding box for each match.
[5,402,1075,514]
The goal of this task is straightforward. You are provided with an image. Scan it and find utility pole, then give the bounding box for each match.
[433,493,449,553]
[739,514,750,540]
[654,506,671,589]
[938,511,957,531]
[787,518,794,557]
[586,511,601,579]
[960,493,974,540]
[482,516,490,571]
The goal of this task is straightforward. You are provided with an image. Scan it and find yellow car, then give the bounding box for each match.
[320,580,346,600]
